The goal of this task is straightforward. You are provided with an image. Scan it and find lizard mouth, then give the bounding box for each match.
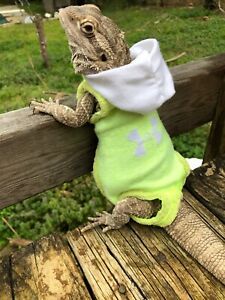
[71,51,86,65]
[71,51,101,74]
[72,53,91,72]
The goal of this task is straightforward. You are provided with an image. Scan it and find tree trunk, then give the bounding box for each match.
[33,14,50,68]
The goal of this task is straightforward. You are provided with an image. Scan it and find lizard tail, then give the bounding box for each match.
[165,200,225,285]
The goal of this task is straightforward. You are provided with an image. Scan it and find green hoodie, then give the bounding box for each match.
[77,80,190,227]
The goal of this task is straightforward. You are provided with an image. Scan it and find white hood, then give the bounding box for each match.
[85,39,175,114]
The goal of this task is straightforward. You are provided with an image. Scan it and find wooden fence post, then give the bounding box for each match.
[187,75,225,224]
[203,77,225,162]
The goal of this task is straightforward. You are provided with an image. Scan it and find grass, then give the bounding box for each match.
[0,4,224,248]
[1,6,225,111]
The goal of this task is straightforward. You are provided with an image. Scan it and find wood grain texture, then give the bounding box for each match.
[67,230,145,300]
[204,79,225,162]
[10,244,38,300]
[0,256,13,300]
[32,234,91,300]
[0,234,92,300]
[0,104,97,209]
[186,157,225,223]
[1,190,225,299]
[67,190,225,299]
[1,53,225,209]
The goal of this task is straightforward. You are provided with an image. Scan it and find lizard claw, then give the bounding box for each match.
[81,211,114,233]
[30,99,40,115]
[95,211,110,217]
[32,107,38,115]
[30,97,57,115]
[102,226,112,233]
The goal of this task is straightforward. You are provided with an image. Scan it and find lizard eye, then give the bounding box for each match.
[80,22,95,36]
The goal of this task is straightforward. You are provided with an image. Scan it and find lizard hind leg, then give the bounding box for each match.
[81,197,161,233]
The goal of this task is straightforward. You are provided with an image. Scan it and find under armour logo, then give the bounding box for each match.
[128,116,162,157]
[128,129,146,157]
[150,116,162,144]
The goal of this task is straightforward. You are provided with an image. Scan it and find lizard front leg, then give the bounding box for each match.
[81,197,161,233]
[30,92,95,127]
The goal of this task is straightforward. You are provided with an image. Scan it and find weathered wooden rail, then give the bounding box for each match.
[0,53,225,299]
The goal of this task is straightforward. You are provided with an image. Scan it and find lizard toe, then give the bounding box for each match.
[82,212,113,233]
[102,226,112,233]
[81,221,100,232]
[33,107,39,115]
[95,211,110,217]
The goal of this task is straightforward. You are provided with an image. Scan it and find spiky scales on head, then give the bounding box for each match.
[58,5,131,75]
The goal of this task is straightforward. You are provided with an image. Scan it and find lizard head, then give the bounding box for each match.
[58,5,131,75]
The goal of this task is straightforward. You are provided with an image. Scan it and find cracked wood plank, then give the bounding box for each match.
[130,191,225,299]
[10,243,38,300]
[67,190,225,300]
[0,256,13,300]
[186,157,225,223]
[67,229,145,300]
[1,53,225,209]
[0,234,91,300]
[1,190,225,299]
[32,234,91,300]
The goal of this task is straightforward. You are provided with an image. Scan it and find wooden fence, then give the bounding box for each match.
[1,53,225,209]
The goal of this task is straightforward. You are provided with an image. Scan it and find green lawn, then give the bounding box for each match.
[0,5,224,248]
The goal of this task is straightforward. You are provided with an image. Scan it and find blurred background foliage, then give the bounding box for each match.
[0,0,223,249]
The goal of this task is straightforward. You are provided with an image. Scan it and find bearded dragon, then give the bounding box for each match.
[30,4,225,284]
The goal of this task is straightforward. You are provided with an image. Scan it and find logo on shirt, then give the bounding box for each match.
[128,116,162,157]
